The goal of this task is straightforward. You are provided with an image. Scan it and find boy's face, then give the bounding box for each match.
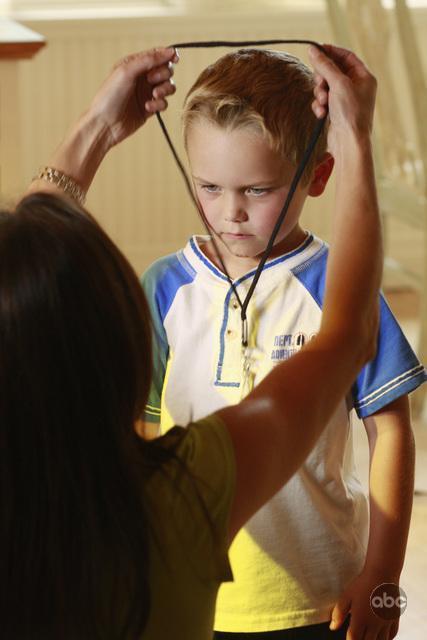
[186,119,310,265]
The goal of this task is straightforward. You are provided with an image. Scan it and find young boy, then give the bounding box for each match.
[141,48,426,639]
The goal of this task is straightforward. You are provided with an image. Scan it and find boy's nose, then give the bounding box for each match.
[224,194,248,223]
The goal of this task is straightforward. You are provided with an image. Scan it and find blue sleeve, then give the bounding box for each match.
[352,294,427,418]
[140,251,196,423]
[141,262,170,424]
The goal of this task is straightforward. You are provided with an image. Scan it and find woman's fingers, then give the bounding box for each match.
[151,78,176,101]
[315,44,374,81]
[145,79,176,112]
[313,84,328,105]
[145,97,169,115]
[308,43,377,137]
[313,72,328,88]
[312,69,329,118]
[146,61,175,85]
[311,98,327,119]
[120,47,176,74]
[112,47,177,95]
[312,86,329,118]
[308,45,344,85]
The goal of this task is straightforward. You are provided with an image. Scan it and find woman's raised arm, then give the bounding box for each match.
[221,45,382,540]
[28,47,178,200]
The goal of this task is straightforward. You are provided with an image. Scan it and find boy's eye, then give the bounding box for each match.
[201,184,221,193]
[247,187,270,196]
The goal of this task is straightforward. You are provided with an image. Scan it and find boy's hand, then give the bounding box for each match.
[330,570,400,640]
[88,46,178,150]
[308,44,377,156]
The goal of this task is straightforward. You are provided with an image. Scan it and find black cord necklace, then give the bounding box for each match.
[157,39,328,346]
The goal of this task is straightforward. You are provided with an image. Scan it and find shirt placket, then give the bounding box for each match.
[222,296,243,383]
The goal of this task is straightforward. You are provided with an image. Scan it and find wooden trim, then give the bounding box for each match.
[0,19,46,60]
[0,40,45,59]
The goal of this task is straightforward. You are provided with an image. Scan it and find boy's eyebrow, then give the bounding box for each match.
[192,175,284,187]
[245,180,283,187]
[192,175,215,183]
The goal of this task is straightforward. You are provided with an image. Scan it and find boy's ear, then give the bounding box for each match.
[307,153,334,197]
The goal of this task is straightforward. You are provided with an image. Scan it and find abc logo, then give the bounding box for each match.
[370,583,407,620]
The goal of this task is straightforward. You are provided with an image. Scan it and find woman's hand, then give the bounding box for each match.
[308,44,377,156]
[88,46,178,149]
[30,46,178,197]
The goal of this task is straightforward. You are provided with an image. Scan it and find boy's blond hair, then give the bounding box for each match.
[182,48,328,184]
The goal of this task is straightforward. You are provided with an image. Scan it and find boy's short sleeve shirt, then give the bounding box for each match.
[141,234,426,632]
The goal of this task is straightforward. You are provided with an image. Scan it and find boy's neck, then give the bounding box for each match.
[200,225,308,281]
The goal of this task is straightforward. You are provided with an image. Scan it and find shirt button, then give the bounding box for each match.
[226,329,236,339]
[232,302,239,310]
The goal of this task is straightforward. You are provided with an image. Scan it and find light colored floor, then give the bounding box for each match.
[352,289,427,639]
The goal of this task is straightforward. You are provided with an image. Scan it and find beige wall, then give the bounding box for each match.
[1,7,426,281]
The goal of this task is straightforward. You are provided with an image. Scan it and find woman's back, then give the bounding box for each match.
[142,416,234,639]
[0,196,154,639]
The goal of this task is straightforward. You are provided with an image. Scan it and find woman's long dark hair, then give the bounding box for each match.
[0,193,156,639]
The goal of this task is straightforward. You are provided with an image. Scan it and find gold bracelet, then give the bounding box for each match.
[34,167,86,206]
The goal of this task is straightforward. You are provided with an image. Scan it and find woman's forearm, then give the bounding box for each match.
[29,110,110,198]
[226,46,383,537]
[322,132,382,341]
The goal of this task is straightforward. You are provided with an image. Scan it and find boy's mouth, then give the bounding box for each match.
[222,232,253,240]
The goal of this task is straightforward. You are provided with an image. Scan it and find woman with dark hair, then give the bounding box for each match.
[0,45,381,639]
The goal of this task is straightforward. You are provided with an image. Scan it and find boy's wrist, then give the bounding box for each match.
[362,568,402,589]
[362,556,403,583]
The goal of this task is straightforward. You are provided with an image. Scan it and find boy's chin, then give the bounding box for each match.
[227,248,261,261]
[219,239,263,261]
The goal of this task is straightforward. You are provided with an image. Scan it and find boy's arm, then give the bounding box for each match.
[135,420,160,440]
[330,395,414,640]
[137,266,170,438]
[364,395,414,580]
